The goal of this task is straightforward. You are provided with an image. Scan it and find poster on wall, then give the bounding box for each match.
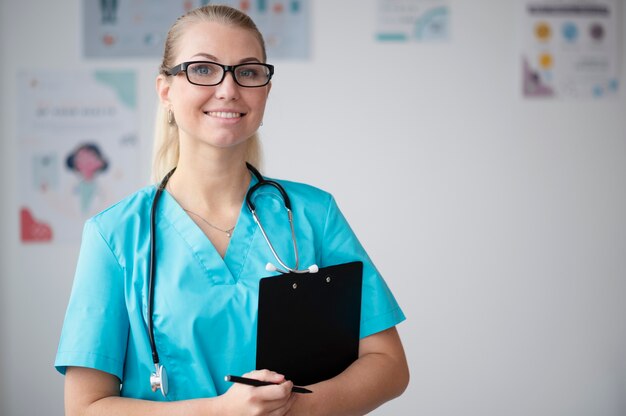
[17,70,141,244]
[521,0,622,99]
[219,0,310,59]
[83,0,309,59]
[375,0,451,42]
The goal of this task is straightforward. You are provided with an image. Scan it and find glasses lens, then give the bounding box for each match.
[186,62,223,86]
[234,64,271,87]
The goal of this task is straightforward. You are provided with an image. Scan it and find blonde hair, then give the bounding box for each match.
[152,5,266,182]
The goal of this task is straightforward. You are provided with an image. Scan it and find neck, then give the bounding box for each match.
[167,148,251,213]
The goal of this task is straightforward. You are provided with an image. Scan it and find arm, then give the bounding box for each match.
[65,367,296,416]
[288,326,409,416]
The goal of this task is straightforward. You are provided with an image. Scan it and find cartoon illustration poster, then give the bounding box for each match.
[521,0,621,99]
[17,70,141,244]
[375,0,450,42]
[83,0,309,59]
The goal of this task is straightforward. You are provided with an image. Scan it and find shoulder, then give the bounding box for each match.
[261,178,343,237]
[86,185,156,236]
[270,177,334,208]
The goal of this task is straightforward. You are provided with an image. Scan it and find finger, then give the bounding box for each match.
[254,380,293,401]
[267,392,298,416]
[243,369,286,383]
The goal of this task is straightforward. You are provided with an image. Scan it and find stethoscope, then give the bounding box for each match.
[147,163,319,397]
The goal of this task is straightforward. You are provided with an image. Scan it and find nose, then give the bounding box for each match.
[215,71,240,100]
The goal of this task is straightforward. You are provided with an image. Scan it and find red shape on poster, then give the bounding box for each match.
[20,207,53,243]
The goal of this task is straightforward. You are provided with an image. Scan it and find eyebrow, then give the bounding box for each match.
[189,53,261,64]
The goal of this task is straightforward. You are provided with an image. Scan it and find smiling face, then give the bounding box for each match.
[158,20,271,158]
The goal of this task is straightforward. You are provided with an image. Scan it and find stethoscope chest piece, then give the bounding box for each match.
[150,363,168,397]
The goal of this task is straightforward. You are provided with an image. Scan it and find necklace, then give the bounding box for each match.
[165,182,236,238]
[183,208,236,238]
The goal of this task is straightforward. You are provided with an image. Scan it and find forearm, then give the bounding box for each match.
[66,367,294,416]
[289,328,409,416]
[74,396,218,416]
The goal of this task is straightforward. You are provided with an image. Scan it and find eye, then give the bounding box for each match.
[189,63,217,77]
[237,65,262,80]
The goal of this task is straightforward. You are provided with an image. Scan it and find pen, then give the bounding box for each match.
[225,375,313,394]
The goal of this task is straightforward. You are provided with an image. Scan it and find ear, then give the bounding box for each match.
[156,74,172,107]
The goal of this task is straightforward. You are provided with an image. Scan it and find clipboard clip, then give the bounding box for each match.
[292,275,333,289]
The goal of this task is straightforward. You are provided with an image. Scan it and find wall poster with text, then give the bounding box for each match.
[17,70,141,244]
[521,0,622,99]
[84,0,310,59]
[375,0,451,42]
[219,0,310,59]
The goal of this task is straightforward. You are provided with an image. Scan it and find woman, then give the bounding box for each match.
[56,5,408,415]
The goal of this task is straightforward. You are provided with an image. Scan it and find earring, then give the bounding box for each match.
[168,109,175,125]
[260,121,264,127]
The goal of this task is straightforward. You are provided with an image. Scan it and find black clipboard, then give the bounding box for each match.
[256,261,363,386]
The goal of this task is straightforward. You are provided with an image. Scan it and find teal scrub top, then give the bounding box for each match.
[55,176,405,401]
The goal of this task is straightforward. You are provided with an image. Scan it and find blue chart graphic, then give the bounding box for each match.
[414,6,449,40]
[561,21,579,42]
[376,1,450,43]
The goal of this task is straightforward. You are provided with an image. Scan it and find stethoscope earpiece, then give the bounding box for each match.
[265,262,319,274]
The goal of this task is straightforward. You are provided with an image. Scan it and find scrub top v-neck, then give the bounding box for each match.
[159,179,258,284]
[55,177,406,401]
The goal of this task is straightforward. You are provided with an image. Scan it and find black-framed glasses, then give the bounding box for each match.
[166,61,274,88]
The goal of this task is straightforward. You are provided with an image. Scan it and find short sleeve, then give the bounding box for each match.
[321,196,406,338]
[55,219,129,380]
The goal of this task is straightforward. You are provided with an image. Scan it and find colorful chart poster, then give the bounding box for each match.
[83,0,196,58]
[17,70,141,244]
[521,1,621,99]
[376,0,450,42]
[219,0,310,59]
[83,0,309,59]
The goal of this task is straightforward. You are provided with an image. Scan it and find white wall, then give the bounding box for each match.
[2,1,626,415]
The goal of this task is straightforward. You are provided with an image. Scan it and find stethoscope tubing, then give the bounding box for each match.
[148,167,176,367]
[245,163,305,274]
[146,163,314,397]
[250,206,301,273]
